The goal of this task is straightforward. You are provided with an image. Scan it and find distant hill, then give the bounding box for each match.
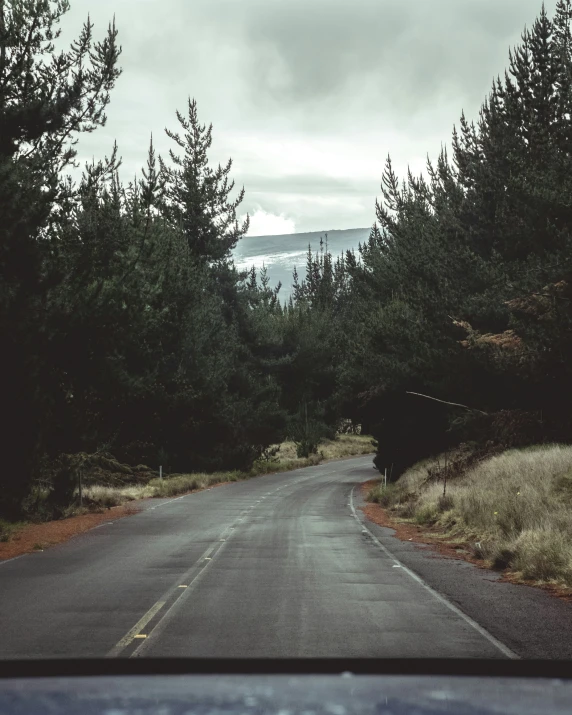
[232,227,371,301]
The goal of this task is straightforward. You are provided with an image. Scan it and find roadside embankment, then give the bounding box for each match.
[365,443,572,594]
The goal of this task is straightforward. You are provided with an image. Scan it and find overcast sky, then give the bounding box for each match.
[59,0,556,236]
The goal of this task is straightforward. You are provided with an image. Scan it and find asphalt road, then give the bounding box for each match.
[1,455,572,659]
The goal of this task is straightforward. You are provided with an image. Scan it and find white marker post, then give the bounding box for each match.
[159,465,162,481]
[384,467,387,489]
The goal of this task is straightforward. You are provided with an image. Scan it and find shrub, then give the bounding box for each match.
[414,503,439,526]
[49,454,80,509]
[438,494,454,512]
[83,486,127,508]
[295,439,319,458]
[368,484,395,506]
[0,519,23,542]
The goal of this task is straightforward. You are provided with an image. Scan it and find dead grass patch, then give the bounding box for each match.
[365,444,572,590]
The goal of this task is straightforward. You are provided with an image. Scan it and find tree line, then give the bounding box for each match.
[2,0,572,517]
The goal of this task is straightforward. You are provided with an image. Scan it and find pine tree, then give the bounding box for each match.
[553,0,572,155]
[0,0,122,515]
[160,98,249,265]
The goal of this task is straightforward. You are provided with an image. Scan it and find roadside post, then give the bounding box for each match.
[384,467,387,489]
[159,465,163,481]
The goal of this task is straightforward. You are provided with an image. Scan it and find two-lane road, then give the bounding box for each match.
[0,456,539,658]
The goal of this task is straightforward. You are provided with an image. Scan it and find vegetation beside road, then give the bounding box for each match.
[4,0,572,540]
[0,434,374,545]
[82,433,374,506]
[368,444,572,588]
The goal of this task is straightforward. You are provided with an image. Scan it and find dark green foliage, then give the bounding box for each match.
[289,400,333,458]
[160,97,249,264]
[48,454,80,513]
[292,1,572,477]
[0,1,288,517]
[3,0,572,518]
[0,0,121,515]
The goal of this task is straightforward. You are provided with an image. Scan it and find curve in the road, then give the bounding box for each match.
[1,455,571,659]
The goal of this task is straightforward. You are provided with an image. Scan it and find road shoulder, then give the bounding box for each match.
[0,503,143,561]
[356,480,572,659]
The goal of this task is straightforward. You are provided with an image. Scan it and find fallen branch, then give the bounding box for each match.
[406,391,488,415]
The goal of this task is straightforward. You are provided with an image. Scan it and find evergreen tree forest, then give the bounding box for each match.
[2,0,572,517]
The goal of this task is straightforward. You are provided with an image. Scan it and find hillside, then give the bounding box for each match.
[232,227,371,300]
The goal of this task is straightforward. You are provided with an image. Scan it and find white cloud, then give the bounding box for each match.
[244,208,296,237]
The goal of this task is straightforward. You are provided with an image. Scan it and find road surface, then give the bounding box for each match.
[1,455,571,659]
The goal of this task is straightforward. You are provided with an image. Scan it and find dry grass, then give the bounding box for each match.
[318,434,375,459]
[82,433,374,509]
[82,485,135,507]
[368,443,572,587]
[251,434,373,473]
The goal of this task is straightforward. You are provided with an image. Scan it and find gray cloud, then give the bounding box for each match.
[243,173,373,196]
[59,0,557,233]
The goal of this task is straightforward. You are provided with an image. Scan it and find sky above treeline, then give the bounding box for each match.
[59,0,557,236]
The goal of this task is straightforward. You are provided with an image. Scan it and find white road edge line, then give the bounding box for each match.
[349,485,518,660]
[0,554,25,566]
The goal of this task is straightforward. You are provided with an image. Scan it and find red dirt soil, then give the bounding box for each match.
[359,480,572,602]
[0,476,249,561]
[0,504,142,561]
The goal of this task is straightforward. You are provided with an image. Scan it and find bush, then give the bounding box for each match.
[83,486,127,508]
[414,503,439,526]
[259,445,281,463]
[438,494,454,512]
[49,454,80,509]
[0,519,23,542]
[368,484,395,506]
[511,529,572,582]
[295,439,318,458]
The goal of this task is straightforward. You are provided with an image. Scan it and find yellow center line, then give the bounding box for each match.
[106,600,165,657]
[108,489,303,658]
